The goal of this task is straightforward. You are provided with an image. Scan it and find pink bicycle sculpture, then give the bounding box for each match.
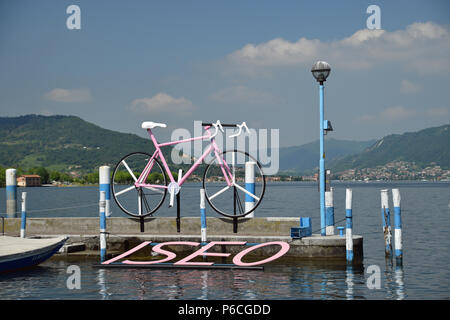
[111,120,266,219]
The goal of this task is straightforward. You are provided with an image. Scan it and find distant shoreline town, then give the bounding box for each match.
[2,159,449,188]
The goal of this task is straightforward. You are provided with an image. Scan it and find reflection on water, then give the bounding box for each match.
[0,257,410,300]
[346,266,354,300]
[0,181,448,299]
[395,266,406,300]
[78,260,400,300]
[383,257,407,300]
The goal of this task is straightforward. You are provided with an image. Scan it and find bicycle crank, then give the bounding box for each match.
[168,182,180,207]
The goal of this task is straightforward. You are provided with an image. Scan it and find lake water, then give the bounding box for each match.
[0,181,449,300]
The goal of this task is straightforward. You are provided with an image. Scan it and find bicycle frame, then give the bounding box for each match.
[134,126,233,190]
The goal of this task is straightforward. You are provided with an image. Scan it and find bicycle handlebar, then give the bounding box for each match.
[203,120,250,139]
[202,122,238,128]
[229,122,249,138]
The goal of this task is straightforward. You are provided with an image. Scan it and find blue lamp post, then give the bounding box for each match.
[311,61,331,236]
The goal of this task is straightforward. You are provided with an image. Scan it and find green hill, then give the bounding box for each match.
[331,124,450,172]
[0,114,175,172]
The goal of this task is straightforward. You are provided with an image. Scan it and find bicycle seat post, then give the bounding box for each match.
[176,169,182,233]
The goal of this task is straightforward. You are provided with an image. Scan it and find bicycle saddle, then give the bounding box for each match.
[141,121,167,129]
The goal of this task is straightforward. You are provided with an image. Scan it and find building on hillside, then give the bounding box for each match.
[17,175,41,187]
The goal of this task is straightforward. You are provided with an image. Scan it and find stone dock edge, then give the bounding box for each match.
[2,217,363,263]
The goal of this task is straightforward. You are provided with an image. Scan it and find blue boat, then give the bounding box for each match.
[0,236,68,273]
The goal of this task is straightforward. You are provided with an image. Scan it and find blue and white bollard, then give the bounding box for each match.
[6,168,17,218]
[99,166,111,217]
[245,161,256,218]
[99,191,107,262]
[392,188,403,264]
[200,188,207,243]
[325,187,335,235]
[20,192,27,238]
[346,188,353,263]
[381,189,392,257]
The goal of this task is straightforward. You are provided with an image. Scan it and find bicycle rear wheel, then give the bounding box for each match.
[111,152,167,218]
[202,150,265,218]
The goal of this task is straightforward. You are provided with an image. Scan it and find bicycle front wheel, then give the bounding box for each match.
[202,150,265,218]
[111,152,167,218]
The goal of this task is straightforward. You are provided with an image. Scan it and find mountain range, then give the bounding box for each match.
[330,124,450,173]
[0,115,448,175]
[278,138,375,174]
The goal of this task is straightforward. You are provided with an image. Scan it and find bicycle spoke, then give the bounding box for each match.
[115,185,135,197]
[234,183,260,201]
[122,160,137,182]
[203,149,265,218]
[142,186,165,194]
[138,189,142,215]
[112,152,167,218]
[142,193,152,214]
[234,186,245,214]
[208,185,230,200]
[231,151,236,184]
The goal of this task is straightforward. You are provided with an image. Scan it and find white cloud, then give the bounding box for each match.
[380,106,416,121]
[227,22,450,74]
[130,93,194,113]
[209,86,280,105]
[400,80,422,94]
[45,88,91,103]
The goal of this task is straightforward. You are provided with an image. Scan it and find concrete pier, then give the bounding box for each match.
[2,217,363,263]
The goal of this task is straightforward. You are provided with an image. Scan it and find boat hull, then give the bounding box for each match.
[0,237,67,273]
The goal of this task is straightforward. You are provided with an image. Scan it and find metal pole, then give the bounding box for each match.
[176,169,182,233]
[200,188,207,243]
[245,161,256,218]
[319,84,326,236]
[20,192,27,238]
[325,187,335,235]
[99,191,107,262]
[381,189,392,257]
[392,188,403,265]
[346,188,353,263]
[6,168,17,218]
[99,166,111,217]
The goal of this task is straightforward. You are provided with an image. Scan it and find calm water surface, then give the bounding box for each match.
[0,181,449,299]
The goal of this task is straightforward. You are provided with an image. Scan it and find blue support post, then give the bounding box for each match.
[325,187,335,235]
[319,84,326,236]
[99,191,107,262]
[392,189,403,265]
[381,189,392,257]
[245,161,256,218]
[99,166,111,217]
[200,188,207,243]
[346,188,353,263]
[6,168,17,218]
[20,192,27,238]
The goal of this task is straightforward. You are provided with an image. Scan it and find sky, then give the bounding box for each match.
[1,0,449,147]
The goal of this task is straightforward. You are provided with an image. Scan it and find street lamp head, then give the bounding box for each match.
[311,61,331,84]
